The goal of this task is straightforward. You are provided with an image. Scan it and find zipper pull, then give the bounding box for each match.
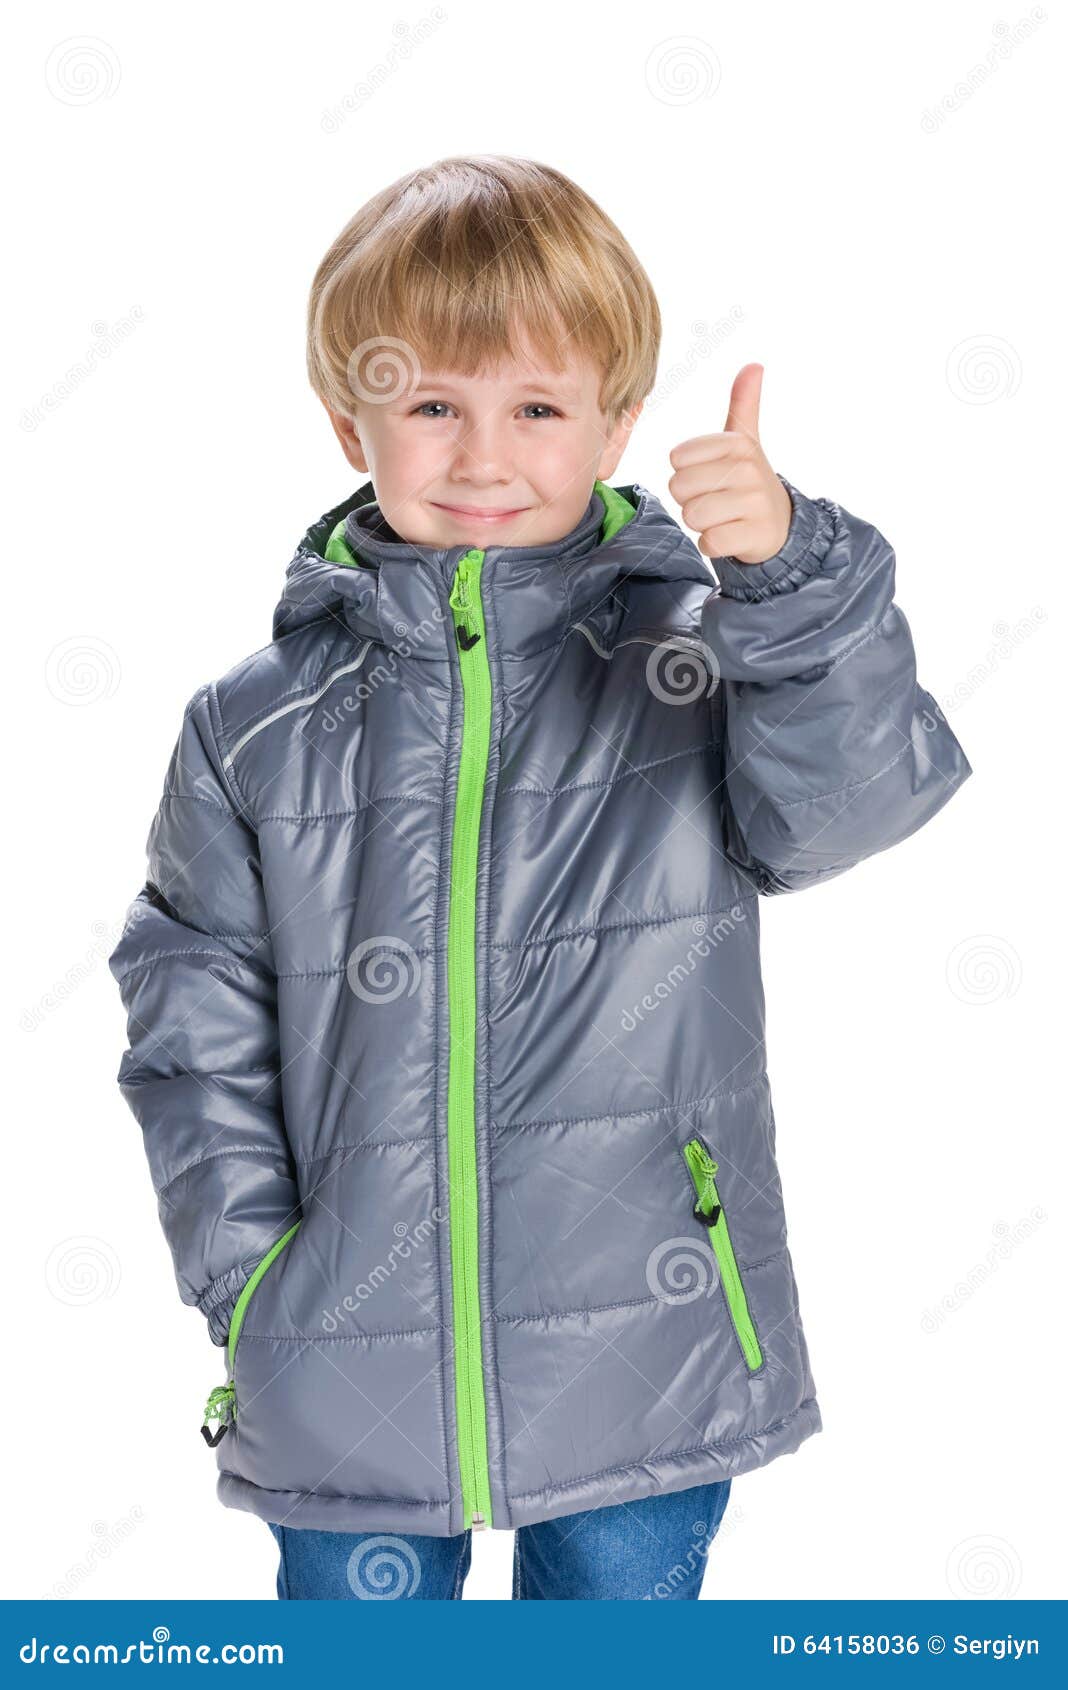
[449,554,482,650]
[201,1381,235,1447]
[683,1139,722,1227]
[449,556,471,613]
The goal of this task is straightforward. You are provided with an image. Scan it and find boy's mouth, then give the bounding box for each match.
[429,501,530,523]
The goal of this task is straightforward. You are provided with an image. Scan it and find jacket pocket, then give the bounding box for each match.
[682,1137,764,1372]
[200,1222,301,1447]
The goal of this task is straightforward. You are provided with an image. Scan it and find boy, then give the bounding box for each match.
[110,154,970,1601]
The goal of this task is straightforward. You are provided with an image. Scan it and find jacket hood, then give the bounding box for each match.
[272,477,715,661]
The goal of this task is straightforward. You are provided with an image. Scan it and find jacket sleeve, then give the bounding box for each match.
[700,475,972,894]
[108,682,301,1344]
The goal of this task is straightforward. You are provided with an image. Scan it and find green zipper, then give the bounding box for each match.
[227,1222,302,1373]
[682,1138,763,1371]
[200,1222,301,1445]
[445,549,494,1530]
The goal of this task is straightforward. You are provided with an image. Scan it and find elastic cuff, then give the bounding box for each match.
[198,1262,251,1347]
[712,475,835,601]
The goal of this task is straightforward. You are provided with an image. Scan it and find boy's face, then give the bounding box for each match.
[324,339,640,549]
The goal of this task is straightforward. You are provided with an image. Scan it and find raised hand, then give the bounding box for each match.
[668,363,792,564]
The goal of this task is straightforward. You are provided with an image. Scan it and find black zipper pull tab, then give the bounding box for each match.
[456,625,481,650]
[201,1381,235,1446]
[693,1200,721,1227]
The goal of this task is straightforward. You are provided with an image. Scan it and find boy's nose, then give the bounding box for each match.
[447,419,515,484]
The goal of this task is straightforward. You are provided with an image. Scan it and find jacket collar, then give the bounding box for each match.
[273,477,712,662]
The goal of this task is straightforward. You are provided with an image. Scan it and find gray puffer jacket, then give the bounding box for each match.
[109,474,970,1536]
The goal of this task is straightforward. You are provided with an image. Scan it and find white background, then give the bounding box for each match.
[5,0,1063,1602]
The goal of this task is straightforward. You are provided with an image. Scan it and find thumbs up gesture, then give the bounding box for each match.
[668,364,793,565]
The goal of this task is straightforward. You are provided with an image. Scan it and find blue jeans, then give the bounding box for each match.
[268,1479,731,1599]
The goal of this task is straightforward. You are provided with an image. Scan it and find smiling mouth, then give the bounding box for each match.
[430,502,529,520]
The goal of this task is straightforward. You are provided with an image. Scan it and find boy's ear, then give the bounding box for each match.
[597,399,643,480]
[322,398,370,474]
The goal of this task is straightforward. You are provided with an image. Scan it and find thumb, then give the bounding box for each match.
[724,363,764,442]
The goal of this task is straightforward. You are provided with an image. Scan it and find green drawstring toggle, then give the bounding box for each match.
[201,1381,235,1447]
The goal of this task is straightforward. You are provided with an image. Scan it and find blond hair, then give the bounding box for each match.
[306,154,661,427]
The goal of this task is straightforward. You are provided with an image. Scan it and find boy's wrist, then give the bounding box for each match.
[712,476,833,601]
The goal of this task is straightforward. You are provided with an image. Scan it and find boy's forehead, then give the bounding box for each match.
[411,363,588,399]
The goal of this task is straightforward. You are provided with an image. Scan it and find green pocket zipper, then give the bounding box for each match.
[682,1138,764,1371]
[200,1221,301,1447]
